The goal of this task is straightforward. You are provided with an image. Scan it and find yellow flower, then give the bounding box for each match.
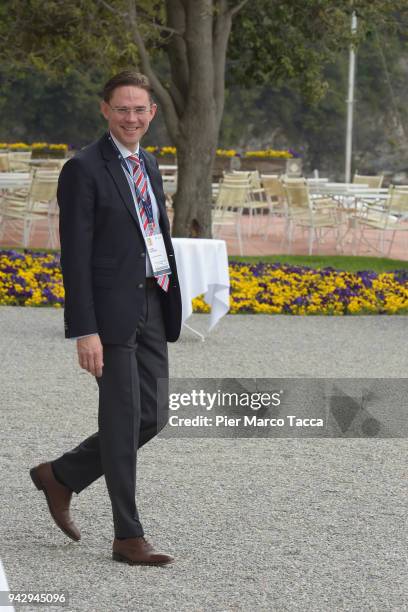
[159,146,177,156]
[244,149,293,159]
[49,144,68,151]
[216,149,237,158]
[9,142,31,150]
[192,296,211,313]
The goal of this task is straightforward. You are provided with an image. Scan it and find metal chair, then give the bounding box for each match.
[353,173,384,189]
[260,174,287,242]
[354,186,408,256]
[8,151,32,172]
[0,169,59,247]
[212,178,253,255]
[0,153,10,172]
[283,179,342,255]
[230,170,270,235]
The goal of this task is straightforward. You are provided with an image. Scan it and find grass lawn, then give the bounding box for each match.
[230,255,408,273]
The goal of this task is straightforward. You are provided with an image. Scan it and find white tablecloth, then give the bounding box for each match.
[172,238,230,331]
[0,559,14,611]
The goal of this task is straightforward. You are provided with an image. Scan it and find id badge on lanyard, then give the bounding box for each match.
[108,134,172,276]
[145,234,171,275]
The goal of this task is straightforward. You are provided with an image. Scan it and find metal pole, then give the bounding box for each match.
[345,11,357,183]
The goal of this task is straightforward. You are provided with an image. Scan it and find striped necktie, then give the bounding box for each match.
[128,154,170,292]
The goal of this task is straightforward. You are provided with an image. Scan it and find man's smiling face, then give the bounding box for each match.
[101,85,157,151]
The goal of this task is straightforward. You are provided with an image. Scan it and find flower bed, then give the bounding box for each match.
[144,146,298,177]
[193,262,408,315]
[144,146,296,159]
[1,251,407,314]
[0,251,64,307]
[0,144,297,160]
[0,142,68,158]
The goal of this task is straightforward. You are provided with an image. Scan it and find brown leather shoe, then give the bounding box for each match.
[29,462,81,542]
[112,537,174,565]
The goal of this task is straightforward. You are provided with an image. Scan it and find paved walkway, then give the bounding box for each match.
[0,307,407,611]
[218,215,408,259]
[1,213,407,259]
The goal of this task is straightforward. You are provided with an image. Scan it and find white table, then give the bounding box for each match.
[306,178,329,185]
[311,182,388,197]
[310,183,388,212]
[0,172,31,190]
[172,238,230,339]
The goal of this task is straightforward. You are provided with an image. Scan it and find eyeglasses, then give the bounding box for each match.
[108,104,152,116]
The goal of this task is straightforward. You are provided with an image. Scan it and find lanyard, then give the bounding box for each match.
[108,134,154,223]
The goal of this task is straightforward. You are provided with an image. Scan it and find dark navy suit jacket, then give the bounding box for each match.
[57,132,182,344]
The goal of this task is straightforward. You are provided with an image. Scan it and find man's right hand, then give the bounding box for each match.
[77,334,104,377]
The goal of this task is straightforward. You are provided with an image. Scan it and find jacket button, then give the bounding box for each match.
[140,252,145,258]
[137,283,144,289]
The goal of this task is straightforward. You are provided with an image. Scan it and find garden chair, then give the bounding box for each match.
[283,179,342,255]
[30,158,67,171]
[212,177,253,255]
[230,170,270,236]
[8,151,32,172]
[260,174,288,242]
[0,169,59,247]
[354,186,408,256]
[353,173,384,188]
[0,153,9,172]
[159,164,178,209]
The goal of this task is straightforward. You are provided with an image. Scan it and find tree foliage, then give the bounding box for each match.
[228,0,407,100]
[0,0,407,235]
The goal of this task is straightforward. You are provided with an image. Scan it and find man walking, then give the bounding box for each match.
[30,70,182,566]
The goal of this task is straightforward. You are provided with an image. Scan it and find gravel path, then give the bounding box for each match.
[0,307,407,612]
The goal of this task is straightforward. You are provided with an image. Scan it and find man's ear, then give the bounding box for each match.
[100,100,110,120]
[149,104,158,120]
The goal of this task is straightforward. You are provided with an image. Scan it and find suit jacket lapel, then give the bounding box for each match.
[109,159,143,226]
[99,134,170,240]
[99,133,142,235]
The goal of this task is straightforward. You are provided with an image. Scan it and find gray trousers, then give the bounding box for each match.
[52,285,169,538]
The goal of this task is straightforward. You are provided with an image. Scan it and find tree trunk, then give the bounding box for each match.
[172,140,216,238]
[134,0,242,237]
[167,0,220,238]
[172,111,217,238]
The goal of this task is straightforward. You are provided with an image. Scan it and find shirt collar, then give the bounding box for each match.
[110,131,140,159]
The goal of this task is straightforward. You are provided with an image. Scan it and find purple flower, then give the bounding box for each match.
[288,148,301,158]
[357,270,377,288]
[10,274,27,286]
[7,252,25,261]
[393,270,408,284]
[1,265,17,274]
[293,296,308,306]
